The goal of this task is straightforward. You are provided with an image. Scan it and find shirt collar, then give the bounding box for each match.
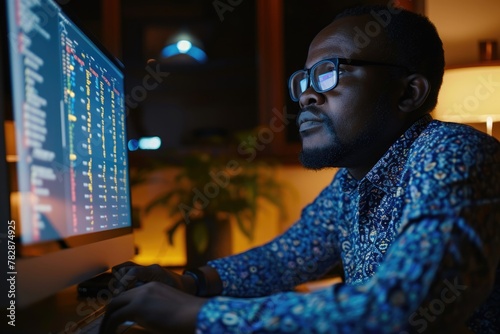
[365,114,432,193]
[340,114,432,194]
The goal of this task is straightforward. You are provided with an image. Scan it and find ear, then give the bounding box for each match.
[398,74,430,113]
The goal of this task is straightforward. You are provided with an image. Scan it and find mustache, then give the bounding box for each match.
[296,106,324,127]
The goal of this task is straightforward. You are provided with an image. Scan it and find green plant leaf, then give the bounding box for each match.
[190,221,209,254]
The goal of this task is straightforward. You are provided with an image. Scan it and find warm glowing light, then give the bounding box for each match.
[4,121,17,161]
[487,116,493,136]
[433,64,500,136]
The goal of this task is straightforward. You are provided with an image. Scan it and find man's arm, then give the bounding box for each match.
[206,204,342,297]
[111,209,341,299]
[180,176,344,298]
[196,205,500,333]
[100,203,499,333]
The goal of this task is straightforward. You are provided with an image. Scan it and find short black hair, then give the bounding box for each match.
[335,5,445,114]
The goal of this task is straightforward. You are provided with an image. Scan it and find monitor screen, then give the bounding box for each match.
[1,0,134,309]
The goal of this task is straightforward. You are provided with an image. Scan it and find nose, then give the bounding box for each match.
[298,86,325,109]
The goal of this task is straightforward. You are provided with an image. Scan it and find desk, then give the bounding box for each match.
[1,284,107,334]
[1,267,186,334]
[2,271,343,333]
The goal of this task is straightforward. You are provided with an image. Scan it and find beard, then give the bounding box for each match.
[299,116,346,170]
[299,95,392,170]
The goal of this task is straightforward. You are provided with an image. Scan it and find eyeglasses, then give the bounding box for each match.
[288,57,408,102]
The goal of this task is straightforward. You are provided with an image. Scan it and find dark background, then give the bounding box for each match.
[58,0,415,161]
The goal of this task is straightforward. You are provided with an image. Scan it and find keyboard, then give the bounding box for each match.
[63,307,146,334]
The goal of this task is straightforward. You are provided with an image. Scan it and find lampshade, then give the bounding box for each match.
[160,35,207,64]
[433,63,500,135]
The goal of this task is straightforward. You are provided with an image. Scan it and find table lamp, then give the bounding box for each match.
[433,41,500,136]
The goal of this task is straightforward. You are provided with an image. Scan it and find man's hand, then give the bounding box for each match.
[112,262,196,295]
[99,282,206,334]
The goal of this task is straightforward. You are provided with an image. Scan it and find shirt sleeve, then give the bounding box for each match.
[206,180,342,297]
[196,205,500,333]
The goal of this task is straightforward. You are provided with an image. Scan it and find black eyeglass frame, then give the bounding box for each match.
[288,57,408,102]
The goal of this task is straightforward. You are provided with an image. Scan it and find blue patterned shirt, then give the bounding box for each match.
[198,115,500,333]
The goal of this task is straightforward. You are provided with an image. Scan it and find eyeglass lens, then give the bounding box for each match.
[315,61,337,91]
[290,60,338,101]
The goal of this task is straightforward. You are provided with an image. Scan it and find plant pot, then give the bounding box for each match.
[185,216,232,268]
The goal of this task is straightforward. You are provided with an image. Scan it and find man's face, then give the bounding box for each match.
[298,15,404,174]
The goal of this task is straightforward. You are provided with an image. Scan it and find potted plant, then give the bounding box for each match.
[131,150,291,268]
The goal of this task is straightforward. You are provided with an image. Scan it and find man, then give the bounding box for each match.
[101,5,500,333]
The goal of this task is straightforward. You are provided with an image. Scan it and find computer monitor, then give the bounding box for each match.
[0,0,134,308]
